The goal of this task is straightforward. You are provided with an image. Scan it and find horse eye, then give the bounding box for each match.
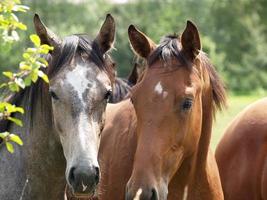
[181,98,193,111]
[104,89,112,101]
[49,90,59,100]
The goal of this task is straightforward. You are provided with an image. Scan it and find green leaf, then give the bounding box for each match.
[6,142,14,153]
[30,34,41,47]
[0,83,7,88]
[0,132,9,139]
[11,30,19,41]
[23,52,30,59]
[26,48,37,53]
[13,107,24,114]
[19,62,32,70]
[0,103,6,112]
[38,57,48,66]
[39,44,54,54]
[30,72,38,83]
[13,5,29,12]
[3,103,23,114]
[7,117,23,127]
[38,71,49,83]
[9,134,23,146]
[8,82,20,92]
[3,71,13,79]
[15,78,25,89]
[24,76,32,86]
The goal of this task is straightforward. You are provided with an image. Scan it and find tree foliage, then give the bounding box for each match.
[0,0,51,153]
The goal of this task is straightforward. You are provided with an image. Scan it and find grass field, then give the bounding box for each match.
[211,94,267,150]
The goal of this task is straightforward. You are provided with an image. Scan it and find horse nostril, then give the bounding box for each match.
[68,167,76,185]
[151,188,158,200]
[94,166,100,184]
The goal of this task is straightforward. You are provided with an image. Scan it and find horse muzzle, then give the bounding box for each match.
[67,164,100,196]
[125,184,159,200]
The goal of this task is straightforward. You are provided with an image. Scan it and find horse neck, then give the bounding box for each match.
[196,86,214,165]
[186,68,224,199]
[15,83,65,199]
[167,88,215,199]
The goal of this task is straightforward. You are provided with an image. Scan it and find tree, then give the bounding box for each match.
[0,0,52,153]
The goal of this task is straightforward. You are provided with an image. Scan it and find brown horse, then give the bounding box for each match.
[216,97,267,200]
[98,21,226,200]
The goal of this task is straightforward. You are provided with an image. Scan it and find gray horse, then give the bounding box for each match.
[0,13,115,200]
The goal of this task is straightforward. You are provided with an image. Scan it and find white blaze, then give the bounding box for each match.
[154,81,168,98]
[66,64,90,105]
[154,82,163,94]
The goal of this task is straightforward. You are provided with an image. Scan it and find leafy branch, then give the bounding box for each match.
[0,0,52,153]
[0,0,29,42]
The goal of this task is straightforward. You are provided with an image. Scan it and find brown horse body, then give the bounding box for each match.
[216,98,267,200]
[98,21,225,200]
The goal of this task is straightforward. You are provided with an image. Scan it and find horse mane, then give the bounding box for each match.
[48,34,115,83]
[110,77,132,103]
[197,52,227,112]
[147,35,226,114]
[0,34,116,144]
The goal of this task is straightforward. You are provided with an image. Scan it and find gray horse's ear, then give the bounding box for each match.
[128,25,156,58]
[33,14,61,52]
[181,20,201,60]
[95,14,115,53]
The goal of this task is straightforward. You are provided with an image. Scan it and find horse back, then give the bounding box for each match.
[216,97,267,200]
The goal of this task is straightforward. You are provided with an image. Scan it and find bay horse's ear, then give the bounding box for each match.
[128,25,156,58]
[181,20,201,60]
[33,14,61,52]
[95,14,115,53]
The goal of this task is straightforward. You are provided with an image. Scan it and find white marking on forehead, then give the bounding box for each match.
[154,81,168,99]
[154,81,163,94]
[66,64,90,104]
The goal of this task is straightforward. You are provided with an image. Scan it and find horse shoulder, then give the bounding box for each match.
[216,98,267,200]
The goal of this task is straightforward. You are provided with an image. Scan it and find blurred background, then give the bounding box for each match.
[0,0,267,147]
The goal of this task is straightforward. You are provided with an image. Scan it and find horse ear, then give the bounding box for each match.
[181,20,201,60]
[128,25,156,58]
[33,14,61,51]
[95,14,115,53]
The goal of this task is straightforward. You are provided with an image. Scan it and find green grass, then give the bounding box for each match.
[211,94,267,150]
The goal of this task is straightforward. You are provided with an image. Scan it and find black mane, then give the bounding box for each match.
[48,34,114,80]
[148,35,189,67]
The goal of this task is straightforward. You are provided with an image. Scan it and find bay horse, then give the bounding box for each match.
[216,97,267,200]
[0,13,115,200]
[98,21,226,200]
